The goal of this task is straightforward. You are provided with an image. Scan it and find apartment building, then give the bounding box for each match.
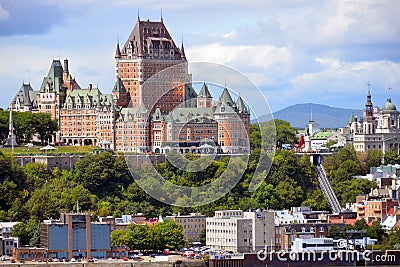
[206,209,274,253]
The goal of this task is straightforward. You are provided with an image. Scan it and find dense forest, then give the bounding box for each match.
[1,118,400,248]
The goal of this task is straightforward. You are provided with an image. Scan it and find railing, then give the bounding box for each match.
[315,164,342,213]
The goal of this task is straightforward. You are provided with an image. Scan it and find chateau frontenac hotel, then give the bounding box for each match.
[9,18,250,154]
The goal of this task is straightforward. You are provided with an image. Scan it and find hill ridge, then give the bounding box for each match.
[256,103,363,128]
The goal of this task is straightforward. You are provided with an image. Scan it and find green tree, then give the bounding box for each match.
[367,220,386,243]
[302,189,330,211]
[353,218,368,230]
[328,225,342,239]
[199,228,206,244]
[252,182,279,209]
[332,159,362,183]
[23,163,53,192]
[72,153,131,198]
[111,229,129,247]
[157,220,184,250]
[0,150,26,189]
[389,228,400,247]
[259,119,296,149]
[13,112,36,142]
[365,149,383,169]
[34,113,58,145]
[12,219,38,246]
[275,179,304,209]
[334,179,376,205]
[127,224,152,251]
[0,111,9,141]
[384,149,400,165]
[26,186,59,221]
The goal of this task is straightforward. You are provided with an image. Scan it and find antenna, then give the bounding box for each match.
[367,81,371,92]
[137,6,140,21]
[161,8,163,22]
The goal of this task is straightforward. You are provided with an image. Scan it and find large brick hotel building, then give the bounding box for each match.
[9,17,250,154]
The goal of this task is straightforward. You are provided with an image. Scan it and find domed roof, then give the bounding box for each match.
[382,98,397,111]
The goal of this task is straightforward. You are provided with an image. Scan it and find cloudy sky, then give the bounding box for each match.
[0,0,399,114]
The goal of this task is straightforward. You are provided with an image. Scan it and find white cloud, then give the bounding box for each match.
[0,4,10,20]
[187,42,291,79]
[222,30,237,40]
[284,58,400,105]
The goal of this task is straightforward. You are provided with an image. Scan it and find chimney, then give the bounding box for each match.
[63,59,69,73]
[88,84,92,91]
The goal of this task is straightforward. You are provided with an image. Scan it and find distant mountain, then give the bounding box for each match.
[256,103,363,129]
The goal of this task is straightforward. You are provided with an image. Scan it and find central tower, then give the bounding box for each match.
[115,17,192,114]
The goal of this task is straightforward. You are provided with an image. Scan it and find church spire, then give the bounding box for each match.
[115,42,121,59]
[180,38,186,59]
[365,85,373,110]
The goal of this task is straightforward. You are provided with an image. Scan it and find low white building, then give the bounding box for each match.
[0,222,19,238]
[206,209,275,253]
[291,237,334,252]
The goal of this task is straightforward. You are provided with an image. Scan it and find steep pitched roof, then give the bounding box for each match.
[198,82,212,98]
[39,59,64,93]
[121,19,183,60]
[62,87,114,110]
[138,96,148,114]
[119,107,139,121]
[219,87,235,107]
[113,78,126,93]
[152,107,164,121]
[236,96,249,114]
[11,83,36,107]
[115,42,121,58]
[346,112,356,128]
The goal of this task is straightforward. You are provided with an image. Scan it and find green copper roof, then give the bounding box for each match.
[39,59,64,93]
[346,112,356,127]
[382,98,397,112]
[311,132,333,140]
[166,107,213,123]
[63,88,114,110]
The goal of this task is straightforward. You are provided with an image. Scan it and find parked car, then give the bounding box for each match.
[183,251,195,258]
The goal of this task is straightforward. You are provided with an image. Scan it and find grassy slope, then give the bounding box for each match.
[0,145,95,155]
